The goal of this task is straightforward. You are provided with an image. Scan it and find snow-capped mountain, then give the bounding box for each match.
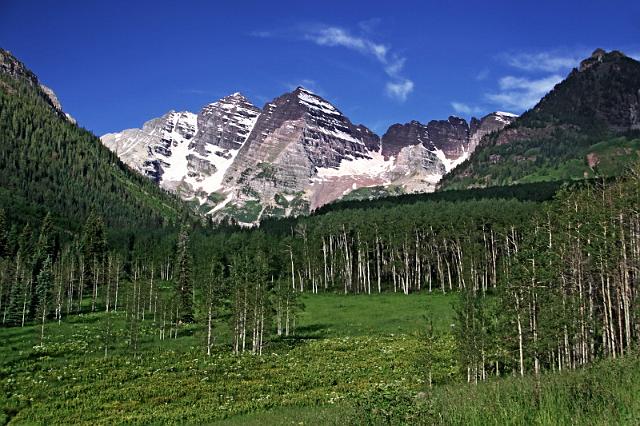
[101,87,516,223]
[102,93,259,204]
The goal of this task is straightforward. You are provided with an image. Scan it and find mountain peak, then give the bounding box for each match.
[294,86,316,95]
[216,92,251,104]
[579,48,630,72]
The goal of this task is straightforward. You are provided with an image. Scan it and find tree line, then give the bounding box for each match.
[2,164,638,382]
[0,208,302,355]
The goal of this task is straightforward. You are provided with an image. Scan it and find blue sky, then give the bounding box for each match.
[1,0,639,135]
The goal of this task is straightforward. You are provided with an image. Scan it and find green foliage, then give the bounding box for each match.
[221,200,263,223]
[315,180,563,214]
[34,257,52,321]
[0,72,188,233]
[339,185,404,202]
[296,292,455,337]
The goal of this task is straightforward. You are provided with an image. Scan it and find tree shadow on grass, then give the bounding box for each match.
[267,323,330,351]
[294,323,330,339]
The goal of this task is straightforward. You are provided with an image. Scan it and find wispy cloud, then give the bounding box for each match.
[358,18,382,34]
[475,68,490,81]
[386,80,414,102]
[305,26,388,61]
[302,25,414,102]
[500,51,582,72]
[452,49,579,114]
[451,102,484,116]
[482,49,582,112]
[486,74,563,110]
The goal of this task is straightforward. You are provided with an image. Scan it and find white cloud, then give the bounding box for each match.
[303,25,413,102]
[486,74,563,110]
[629,51,640,61]
[451,102,484,115]
[386,80,414,102]
[498,75,562,91]
[306,27,388,61]
[502,52,582,72]
[384,55,406,77]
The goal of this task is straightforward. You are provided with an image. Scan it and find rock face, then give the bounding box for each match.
[380,112,517,173]
[194,93,260,152]
[102,87,515,223]
[0,48,39,84]
[468,112,519,152]
[381,121,429,158]
[219,88,383,217]
[0,48,75,123]
[102,111,198,187]
[426,116,470,160]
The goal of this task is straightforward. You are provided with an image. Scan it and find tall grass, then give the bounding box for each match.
[420,354,640,425]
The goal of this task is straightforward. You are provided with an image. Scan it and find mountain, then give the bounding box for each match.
[441,49,640,189]
[0,48,188,231]
[103,88,515,223]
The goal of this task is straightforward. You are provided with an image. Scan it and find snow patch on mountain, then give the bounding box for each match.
[315,149,393,179]
[432,147,469,172]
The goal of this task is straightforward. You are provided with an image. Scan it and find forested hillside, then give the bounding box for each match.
[441,49,640,189]
[0,48,189,235]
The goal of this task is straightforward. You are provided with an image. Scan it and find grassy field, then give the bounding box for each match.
[296,292,455,337]
[1,292,638,425]
[0,292,454,425]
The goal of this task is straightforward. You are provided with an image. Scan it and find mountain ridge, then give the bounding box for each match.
[440,49,640,190]
[102,86,516,223]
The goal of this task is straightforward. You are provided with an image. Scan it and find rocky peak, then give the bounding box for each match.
[0,48,39,86]
[39,84,76,124]
[1,48,74,123]
[381,120,429,158]
[194,92,260,152]
[579,48,628,72]
[240,87,379,169]
[381,111,517,162]
[426,116,470,159]
[468,111,518,152]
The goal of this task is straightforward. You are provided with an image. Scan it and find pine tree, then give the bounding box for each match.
[31,213,54,319]
[0,208,8,258]
[17,224,34,323]
[175,225,193,323]
[35,256,52,344]
[81,212,107,311]
[203,260,225,355]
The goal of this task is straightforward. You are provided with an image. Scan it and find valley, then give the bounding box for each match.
[1,12,640,424]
